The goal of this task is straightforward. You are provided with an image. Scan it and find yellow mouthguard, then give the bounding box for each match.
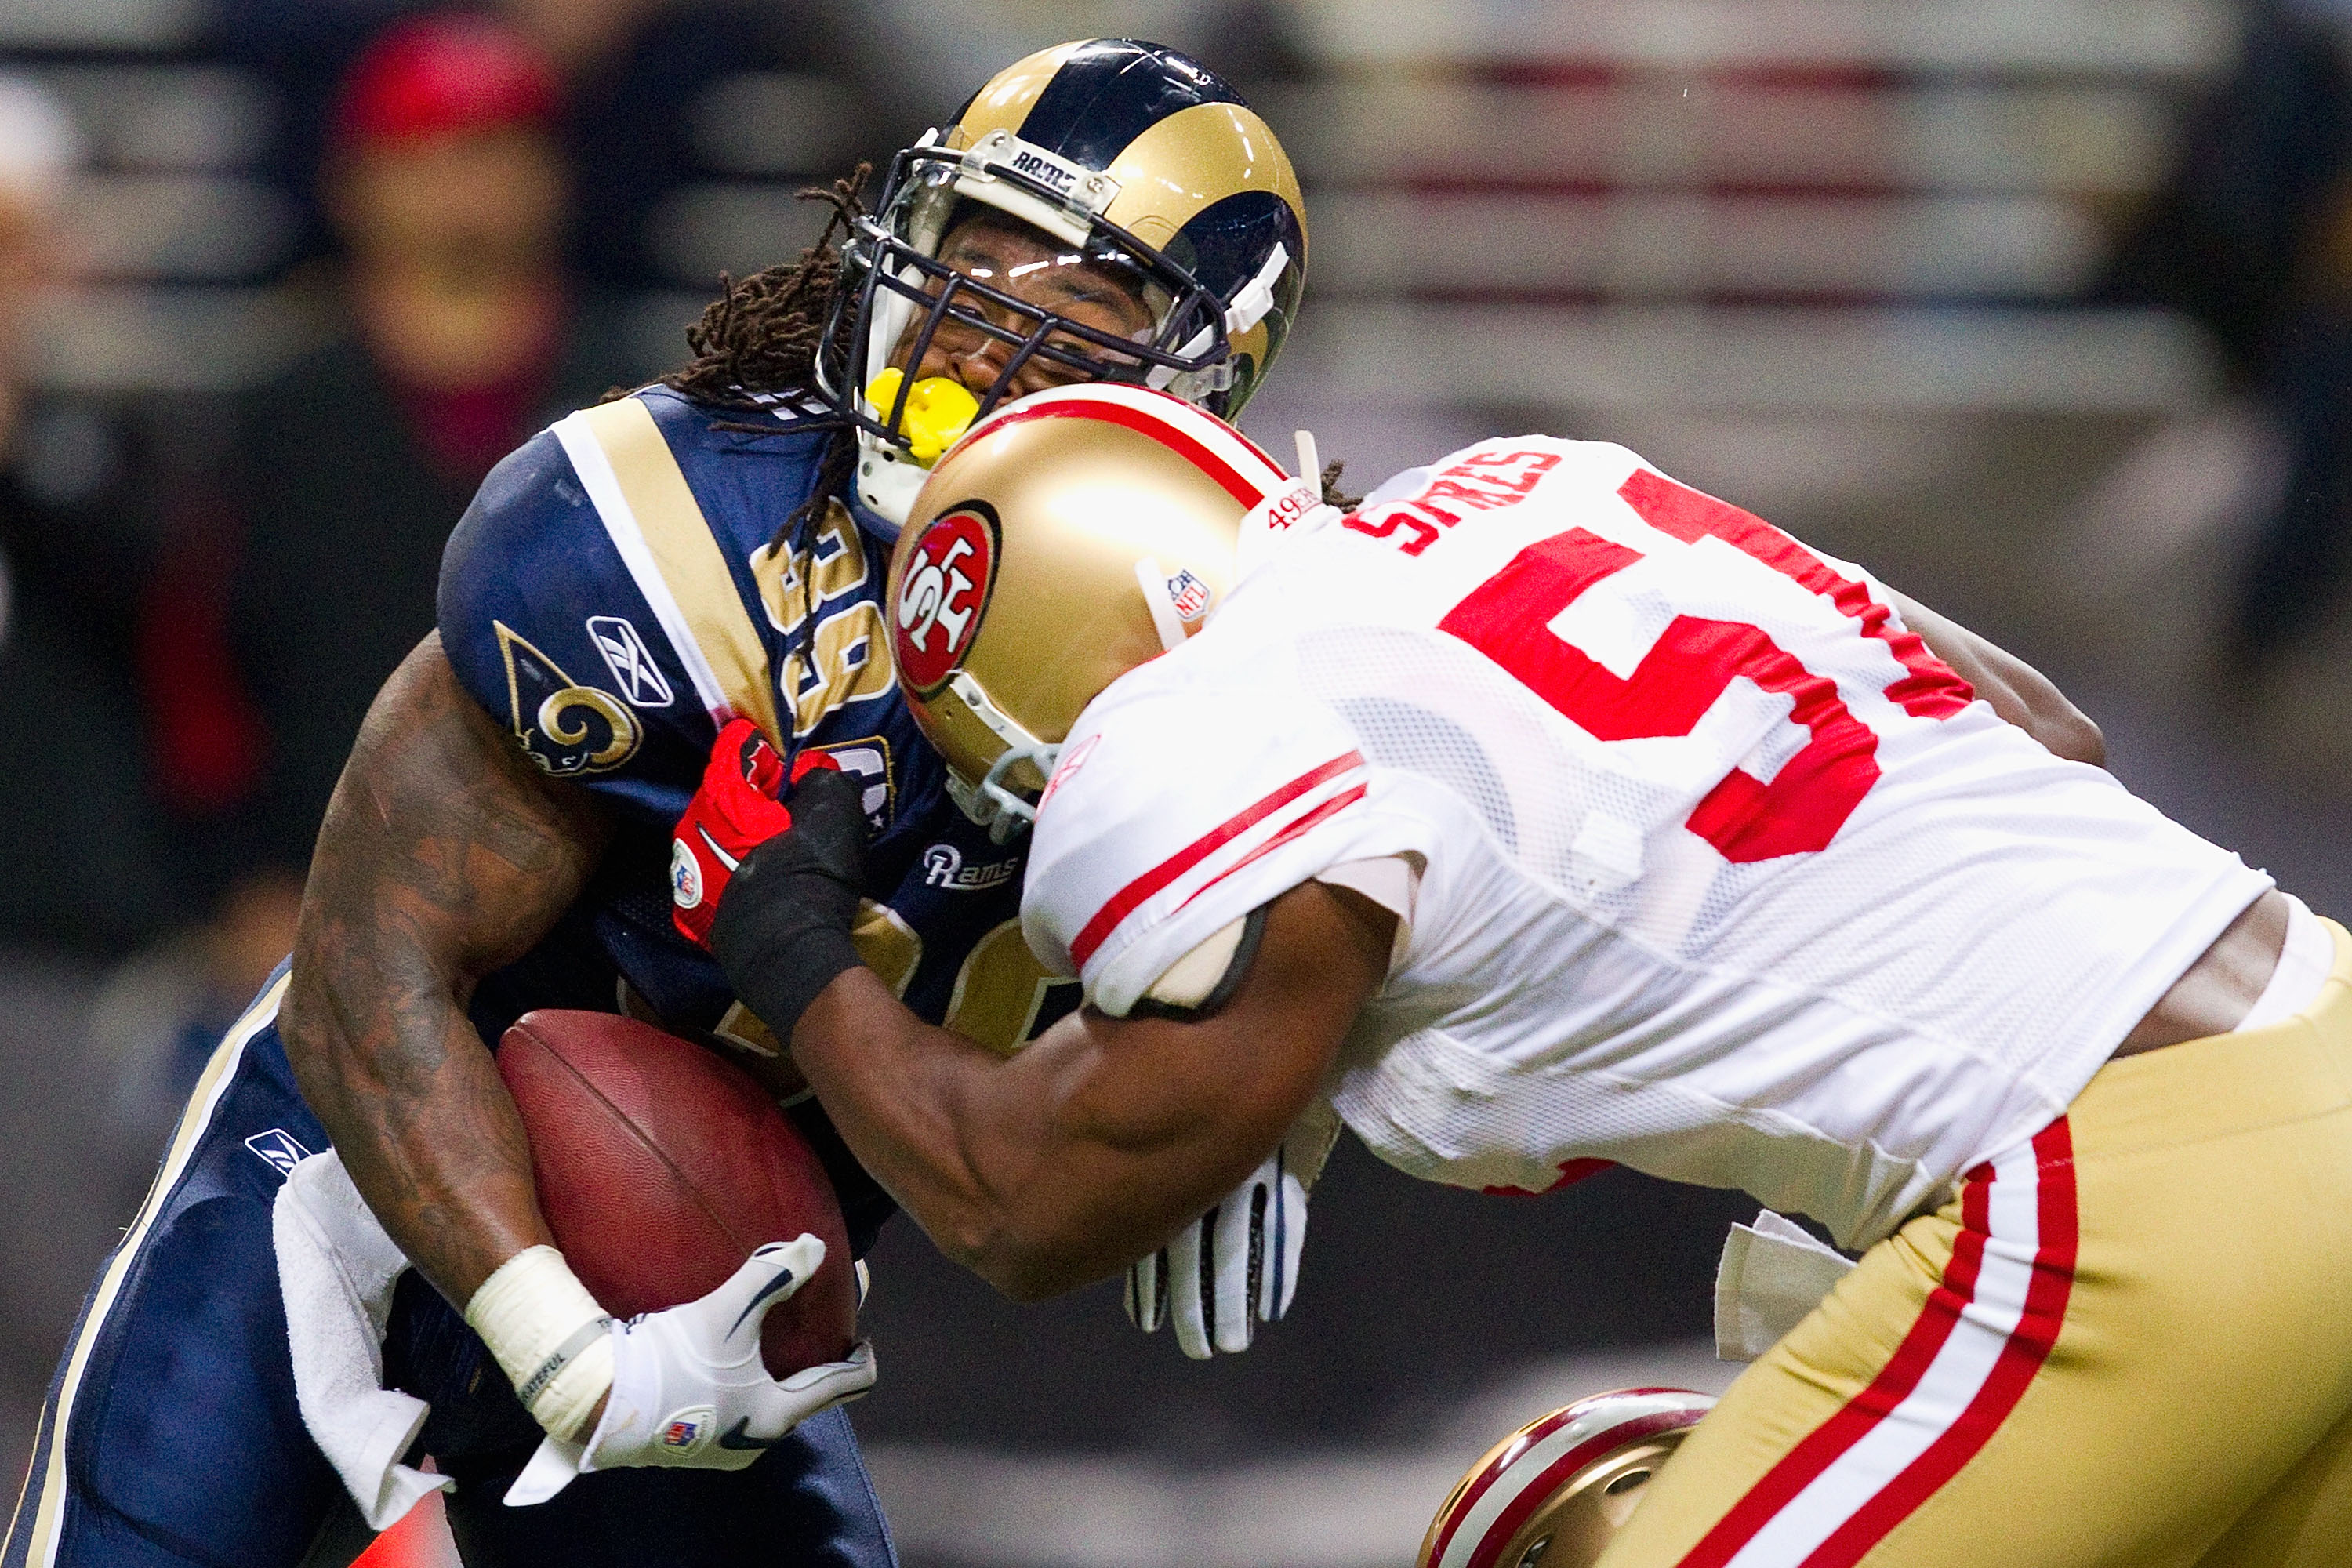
[865,368,980,466]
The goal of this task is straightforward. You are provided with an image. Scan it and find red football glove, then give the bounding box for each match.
[671,717,838,949]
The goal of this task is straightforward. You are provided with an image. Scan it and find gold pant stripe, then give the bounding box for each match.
[6,973,289,1568]
[1601,918,2352,1568]
[553,400,783,747]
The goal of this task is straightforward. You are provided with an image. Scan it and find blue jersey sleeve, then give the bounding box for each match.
[437,429,715,825]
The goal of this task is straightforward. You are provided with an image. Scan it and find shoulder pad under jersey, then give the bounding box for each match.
[436,389,837,823]
[1019,655,1394,1018]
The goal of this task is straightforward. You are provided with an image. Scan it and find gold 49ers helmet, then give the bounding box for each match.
[886,383,1323,838]
[818,38,1308,530]
[1420,1389,1716,1568]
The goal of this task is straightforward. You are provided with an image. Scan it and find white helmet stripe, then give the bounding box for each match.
[1429,1389,1717,1568]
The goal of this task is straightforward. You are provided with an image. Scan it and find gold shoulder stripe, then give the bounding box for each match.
[946,39,1084,152]
[1102,101,1306,256]
[573,398,783,748]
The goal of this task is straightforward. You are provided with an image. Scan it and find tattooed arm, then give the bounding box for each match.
[281,633,611,1305]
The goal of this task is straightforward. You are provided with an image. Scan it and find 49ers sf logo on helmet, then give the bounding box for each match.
[894,502,998,696]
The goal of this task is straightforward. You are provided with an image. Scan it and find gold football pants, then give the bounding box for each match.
[1600,920,2352,1568]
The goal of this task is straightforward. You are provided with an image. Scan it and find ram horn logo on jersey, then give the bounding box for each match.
[245,1128,312,1176]
[587,615,674,708]
[894,502,998,697]
[808,736,895,833]
[922,843,1020,892]
[495,622,642,776]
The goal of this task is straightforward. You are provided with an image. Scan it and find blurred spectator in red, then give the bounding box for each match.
[2102,0,2352,674]
[216,0,871,292]
[0,78,184,960]
[154,14,630,929]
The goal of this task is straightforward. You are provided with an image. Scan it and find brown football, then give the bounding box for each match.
[496,1009,856,1377]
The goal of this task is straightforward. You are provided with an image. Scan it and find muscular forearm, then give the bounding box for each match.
[280,637,608,1305]
[284,935,547,1304]
[780,884,1386,1300]
[787,972,1060,1286]
[793,970,1279,1298]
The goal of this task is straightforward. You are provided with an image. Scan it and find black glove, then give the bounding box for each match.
[707,767,871,1047]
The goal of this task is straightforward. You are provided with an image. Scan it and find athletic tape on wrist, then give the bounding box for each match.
[465,1245,615,1443]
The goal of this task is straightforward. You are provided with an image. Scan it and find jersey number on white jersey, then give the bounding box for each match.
[1350,459,1973,862]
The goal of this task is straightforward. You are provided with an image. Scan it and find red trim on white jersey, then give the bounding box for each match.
[1068,750,1367,970]
[1177,782,1369,914]
[962,384,1291,510]
[1679,1119,2078,1568]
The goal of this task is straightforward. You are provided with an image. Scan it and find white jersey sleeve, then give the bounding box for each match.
[1020,659,1426,1018]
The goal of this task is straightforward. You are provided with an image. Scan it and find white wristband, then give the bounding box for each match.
[465,1245,615,1443]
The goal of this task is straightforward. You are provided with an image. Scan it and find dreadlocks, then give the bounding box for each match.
[656,165,870,556]
[1319,460,1363,512]
[636,167,869,712]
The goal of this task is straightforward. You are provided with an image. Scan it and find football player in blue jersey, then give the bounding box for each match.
[5,40,1308,1568]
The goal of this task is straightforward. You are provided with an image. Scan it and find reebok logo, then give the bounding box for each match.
[245,1128,312,1177]
[587,615,674,709]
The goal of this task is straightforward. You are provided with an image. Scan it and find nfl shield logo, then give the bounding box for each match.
[1166,569,1213,622]
[662,1417,703,1448]
[670,838,703,909]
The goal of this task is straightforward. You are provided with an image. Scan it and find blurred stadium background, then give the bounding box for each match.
[5,2,2350,1564]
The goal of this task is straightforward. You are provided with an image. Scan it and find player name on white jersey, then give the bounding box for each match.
[1022,437,2267,1248]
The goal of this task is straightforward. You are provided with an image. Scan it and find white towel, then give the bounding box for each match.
[272,1150,454,1530]
[1713,1209,1857,1363]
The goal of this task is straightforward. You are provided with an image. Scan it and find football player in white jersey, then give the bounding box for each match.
[683,385,2350,1568]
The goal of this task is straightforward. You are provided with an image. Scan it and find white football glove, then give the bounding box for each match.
[1127,1103,1341,1359]
[506,1236,875,1505]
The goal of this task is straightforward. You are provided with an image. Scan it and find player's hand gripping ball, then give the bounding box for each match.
[670,717,840,949]
[496,1009,872,1503]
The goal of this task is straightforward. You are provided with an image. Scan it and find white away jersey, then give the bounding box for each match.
[1020,438,2270,1248]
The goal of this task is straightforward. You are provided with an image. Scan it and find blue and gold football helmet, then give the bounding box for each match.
[817,38,1308,529]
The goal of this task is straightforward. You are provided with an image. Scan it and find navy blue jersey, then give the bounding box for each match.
[437,388,1078,1159]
